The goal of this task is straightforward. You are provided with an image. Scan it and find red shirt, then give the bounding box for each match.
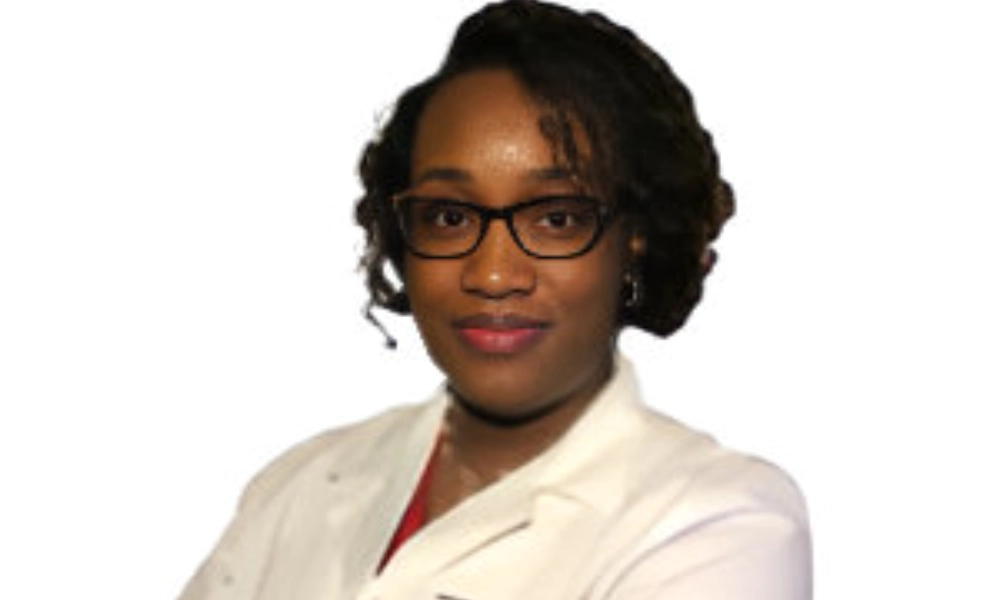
[378,439,441,571]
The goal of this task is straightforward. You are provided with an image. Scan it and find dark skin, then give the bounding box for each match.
[400,69,642,519]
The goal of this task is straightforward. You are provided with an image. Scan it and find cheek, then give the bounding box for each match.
[404,260,459,328]
[404,254,454,289]
[545,252,624,324]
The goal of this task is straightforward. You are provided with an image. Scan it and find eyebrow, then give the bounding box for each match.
[412,167,471,186]
[412,166,578,186]
[530,166,577,182]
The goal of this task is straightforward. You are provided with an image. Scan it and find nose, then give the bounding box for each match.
[460,219,536,299]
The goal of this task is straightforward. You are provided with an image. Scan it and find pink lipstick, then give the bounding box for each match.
[454,313,549,355]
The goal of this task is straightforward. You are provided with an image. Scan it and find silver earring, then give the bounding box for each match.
[623,271,643,310]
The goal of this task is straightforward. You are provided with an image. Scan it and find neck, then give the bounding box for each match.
[442,359,613,486]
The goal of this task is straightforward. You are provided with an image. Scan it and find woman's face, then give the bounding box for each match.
[403,69,629,422]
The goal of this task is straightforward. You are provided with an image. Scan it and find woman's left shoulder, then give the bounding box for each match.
[628,410,808,523]
[593,413,811,599]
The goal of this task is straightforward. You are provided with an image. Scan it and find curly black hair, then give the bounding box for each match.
[355,0,734,338]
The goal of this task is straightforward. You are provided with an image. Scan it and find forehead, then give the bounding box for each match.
[413,69,545,170]
[410,69,590,186]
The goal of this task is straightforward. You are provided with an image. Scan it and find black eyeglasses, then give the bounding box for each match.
[394,194,614,259]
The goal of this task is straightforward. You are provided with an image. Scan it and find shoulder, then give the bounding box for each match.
[592,409,811,597]
[583,356,807,526]
[622,408,807,532]
[642,411,804,515]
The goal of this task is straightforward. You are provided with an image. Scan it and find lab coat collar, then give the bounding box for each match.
[377,353,649,581]
[527,353,647,509]
[285,395,449,598]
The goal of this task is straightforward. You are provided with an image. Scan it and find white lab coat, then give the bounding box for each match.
[179,357,810,600]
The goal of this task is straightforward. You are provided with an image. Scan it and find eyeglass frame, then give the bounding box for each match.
[392,193,617,260]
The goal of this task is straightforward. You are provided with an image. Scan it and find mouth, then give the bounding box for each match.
[454,313,550,355]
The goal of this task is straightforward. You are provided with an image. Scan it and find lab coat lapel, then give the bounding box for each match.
[384,357,646,595]
[381,459,537,578]
[341,397,446,591]
[260,396,447,600]
[419,488,608,600]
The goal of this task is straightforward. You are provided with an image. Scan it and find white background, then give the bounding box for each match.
[1,1,997,598]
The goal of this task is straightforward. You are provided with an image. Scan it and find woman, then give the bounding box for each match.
[180,1,810,598]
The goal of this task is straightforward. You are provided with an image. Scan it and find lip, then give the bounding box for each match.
[454,313,550,355]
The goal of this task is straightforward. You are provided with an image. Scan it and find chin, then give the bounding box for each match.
[446,363,555,418]
[449,383,563,425]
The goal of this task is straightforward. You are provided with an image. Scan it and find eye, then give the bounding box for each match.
[407,198,478,234]
[433,206,470,228]
[528,198,597,232]
[539,209,577,229]
[422,205,470,230]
